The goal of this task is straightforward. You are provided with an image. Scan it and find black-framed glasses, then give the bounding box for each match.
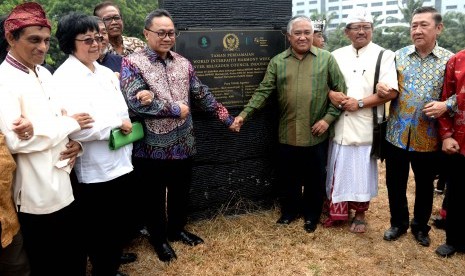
[75,36,104,45]
[102,15,122,24]
[145,28,176,39]
[347,25,372,32]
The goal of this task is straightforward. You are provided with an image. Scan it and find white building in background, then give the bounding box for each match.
[440,0,465,14]
[292,0,465,30]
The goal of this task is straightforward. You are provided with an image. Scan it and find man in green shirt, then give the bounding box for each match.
[234,15,346,233]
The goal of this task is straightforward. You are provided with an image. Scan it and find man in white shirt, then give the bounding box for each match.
[0,3,93,275]
[325,7,398,232]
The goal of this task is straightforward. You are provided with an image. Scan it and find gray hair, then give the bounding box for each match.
[287,15,313,34]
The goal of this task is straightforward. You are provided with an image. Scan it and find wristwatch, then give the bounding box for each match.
[358,99,364,109]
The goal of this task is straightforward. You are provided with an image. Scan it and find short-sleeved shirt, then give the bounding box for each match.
[386,44,453,152]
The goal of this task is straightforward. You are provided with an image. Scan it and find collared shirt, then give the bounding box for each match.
[332,42,398,145]
[239,46,346,147]
[108,35,145,57]
[439,49,465,157]
[120,47,234,159]
[0,133,19,248]
[53,55,133,183]
[386,44,453,152]
[98,52,122,73]
[0,54,80,214]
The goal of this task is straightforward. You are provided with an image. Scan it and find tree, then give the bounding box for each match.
[368,0,425,52]
[325,11,398,52]
[439,11,465,53]
[398,0,424,25]
[309,11,337,33]
[1,0,157,67]
[118,0,157,39]
[325,25,350,52]
[44,0,158,66]
[373,26,410,52]
[0,0,23,15]
[394,0,465,53]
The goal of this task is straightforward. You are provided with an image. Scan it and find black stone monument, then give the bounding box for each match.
[159,0,291,219]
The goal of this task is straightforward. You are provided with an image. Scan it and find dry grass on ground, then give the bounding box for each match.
[120,163,464,275]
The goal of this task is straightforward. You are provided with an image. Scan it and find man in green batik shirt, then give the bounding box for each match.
[234,15,346,233]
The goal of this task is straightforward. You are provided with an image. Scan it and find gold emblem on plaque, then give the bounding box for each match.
[223,33,239,51]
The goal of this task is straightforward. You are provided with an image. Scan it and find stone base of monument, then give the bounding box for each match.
[189,105,278,220]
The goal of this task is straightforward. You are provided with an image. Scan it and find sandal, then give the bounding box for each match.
[350,218,367,233]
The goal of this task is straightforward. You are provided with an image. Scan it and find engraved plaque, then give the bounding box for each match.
[175,29,286,108]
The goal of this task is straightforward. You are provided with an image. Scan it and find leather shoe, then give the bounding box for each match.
[120,252,137,264]
[276,214,298,225]
[383,227,407,241]
[152,241,177,262]
[168,230,204,246]
[436,243,457,257]
[304,220,317,233]
[412,231,430,247]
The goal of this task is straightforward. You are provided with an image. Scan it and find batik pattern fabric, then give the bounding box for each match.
[386,44,453,152]
[0,133,19,248]
[107,36,145,57]
[120,47,233,160]
[4,2,50,34]
[327,201,370,222]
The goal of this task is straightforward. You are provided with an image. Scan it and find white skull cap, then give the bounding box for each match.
[345,6,373,25]
[313,19,325,32]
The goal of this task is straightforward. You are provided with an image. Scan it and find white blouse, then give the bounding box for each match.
[53,55,133,184]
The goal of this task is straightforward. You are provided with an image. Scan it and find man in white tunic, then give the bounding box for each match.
[325,7,398,232]
[0,3,93,275]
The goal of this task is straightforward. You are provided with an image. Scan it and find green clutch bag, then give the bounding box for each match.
[109,121,144,150]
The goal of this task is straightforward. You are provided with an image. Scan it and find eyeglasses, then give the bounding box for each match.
[75,36,104,45]
[347,25,372,32]
[145,28,176,39]
[102,15,122,24]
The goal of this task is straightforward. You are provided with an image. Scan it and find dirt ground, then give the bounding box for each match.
[119,162,464,276]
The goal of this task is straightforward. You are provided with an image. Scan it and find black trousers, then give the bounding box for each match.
[0,231,30,276]
[436,149,449,191]
[444,153,465,249]
[385,142,438,233]
[134,157,192,244]
[277,141,328,222]
[74,173,133,276]
[18,202,86,276]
